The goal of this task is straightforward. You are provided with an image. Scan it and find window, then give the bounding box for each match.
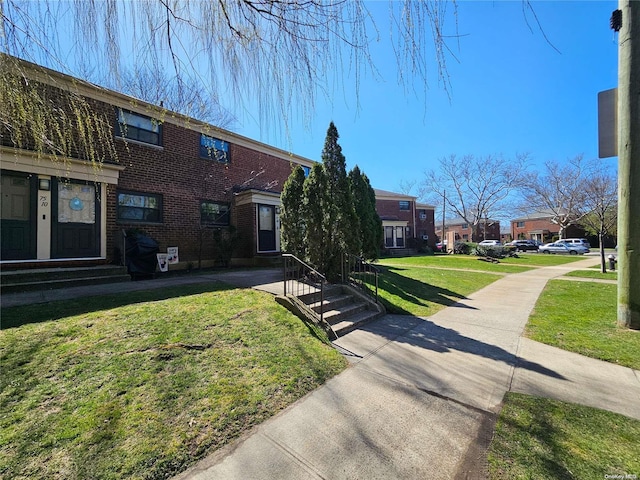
[117,191,162,223]
[115,109,162,145]
[201,201,230,226]
[419,210,427,220]
[516,221,525,228]
[462,223,468,229]
[399,201,410,211]
[200,134,230,163]
[462,234,469,240]
[302,166,311,177]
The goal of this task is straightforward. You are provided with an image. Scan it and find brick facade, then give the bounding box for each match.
[106,121,300,264]
[511,216,585,243]
[3,56,439,268]
[374,189,436,249]
[435,219,501,243]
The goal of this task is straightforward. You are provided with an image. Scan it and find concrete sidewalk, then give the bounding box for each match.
[0,268,285,308]
[174,257,640,480]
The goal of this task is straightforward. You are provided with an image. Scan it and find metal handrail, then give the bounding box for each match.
[282,253,327,326]
[341,253,379,304]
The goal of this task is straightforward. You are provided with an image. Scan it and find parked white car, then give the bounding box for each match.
[478,240,501,247]
[539,242,589,255]
[562,238,591,249]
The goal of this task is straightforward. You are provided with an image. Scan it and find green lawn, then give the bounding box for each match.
[564,269,618,280]
[525,280,640,370]
[0,284,347,480]
[378,252,584,273]
[372,264,501,316]
[488,392,640,480]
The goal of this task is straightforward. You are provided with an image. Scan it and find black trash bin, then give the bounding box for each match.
[125,232,159,279]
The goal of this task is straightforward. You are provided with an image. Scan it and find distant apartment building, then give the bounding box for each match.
[374,189,436,250]
[435,217,501,243]
[511,210,585,243]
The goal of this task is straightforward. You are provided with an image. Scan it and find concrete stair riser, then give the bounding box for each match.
[0,266,131,293]
[1,266,128,285]
[295,284,385,338]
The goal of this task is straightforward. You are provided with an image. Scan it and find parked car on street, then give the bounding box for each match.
[539,242,589,255]
[506,240,539,252]
[562,238,591,249]
[478,240,501,247]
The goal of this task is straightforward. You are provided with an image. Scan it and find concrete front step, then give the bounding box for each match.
[296,284,383,338]
[1,265,129,285]
[386,248,417,257]
[0,265,131,294]
[323,301,368,324]
[1,274,132,294]
[331,309,384,336]
[309,293,354,314]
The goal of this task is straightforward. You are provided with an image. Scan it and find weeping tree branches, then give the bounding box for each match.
[1,0,458,164]
[0,54,117,166]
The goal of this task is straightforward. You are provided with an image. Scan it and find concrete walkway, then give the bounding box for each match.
[174,257,640,480]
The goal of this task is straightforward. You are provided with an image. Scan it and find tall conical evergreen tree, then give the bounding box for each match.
[320,122,360,280]
[280,165,307,258]
[303,163,329,272]
[349,165,382,260]
[280,122,378,281]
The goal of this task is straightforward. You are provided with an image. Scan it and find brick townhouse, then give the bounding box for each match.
[1,56,313,269]
[374,189,436,250]
[511,209,586,243]
[434,217,501,244]
[2,56,435,270]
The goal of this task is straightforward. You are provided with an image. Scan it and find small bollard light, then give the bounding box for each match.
[608,254,616,271]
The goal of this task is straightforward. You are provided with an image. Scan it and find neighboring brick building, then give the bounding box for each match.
[510,210,585,243]
[434,217,501,244]
[374,189,436,250]
[1,57,313,268]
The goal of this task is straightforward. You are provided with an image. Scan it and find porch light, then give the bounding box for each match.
[38,178,51,191]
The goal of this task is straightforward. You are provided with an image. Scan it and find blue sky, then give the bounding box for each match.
[235,1,619,196]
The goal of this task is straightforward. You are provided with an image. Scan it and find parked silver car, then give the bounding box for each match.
[478,240,501,246]
[539,242,589,255]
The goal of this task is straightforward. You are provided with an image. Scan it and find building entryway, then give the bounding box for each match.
[384,225,405,248]
[257,204,277,252]
[0,172,37,260]
[52,180,100,258]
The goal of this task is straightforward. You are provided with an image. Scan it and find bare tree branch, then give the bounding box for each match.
[422,153,528,241]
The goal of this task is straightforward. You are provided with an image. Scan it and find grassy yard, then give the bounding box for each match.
[0,284,347,480]
[373,264,502,316]
[564,269,618,280]
[488,392,640,480]
[372,253,587,317]
[378,252,584,273]
[525,280,640,370]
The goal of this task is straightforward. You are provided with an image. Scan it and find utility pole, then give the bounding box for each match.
[617,0,640,329]
[442,190,446,251]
